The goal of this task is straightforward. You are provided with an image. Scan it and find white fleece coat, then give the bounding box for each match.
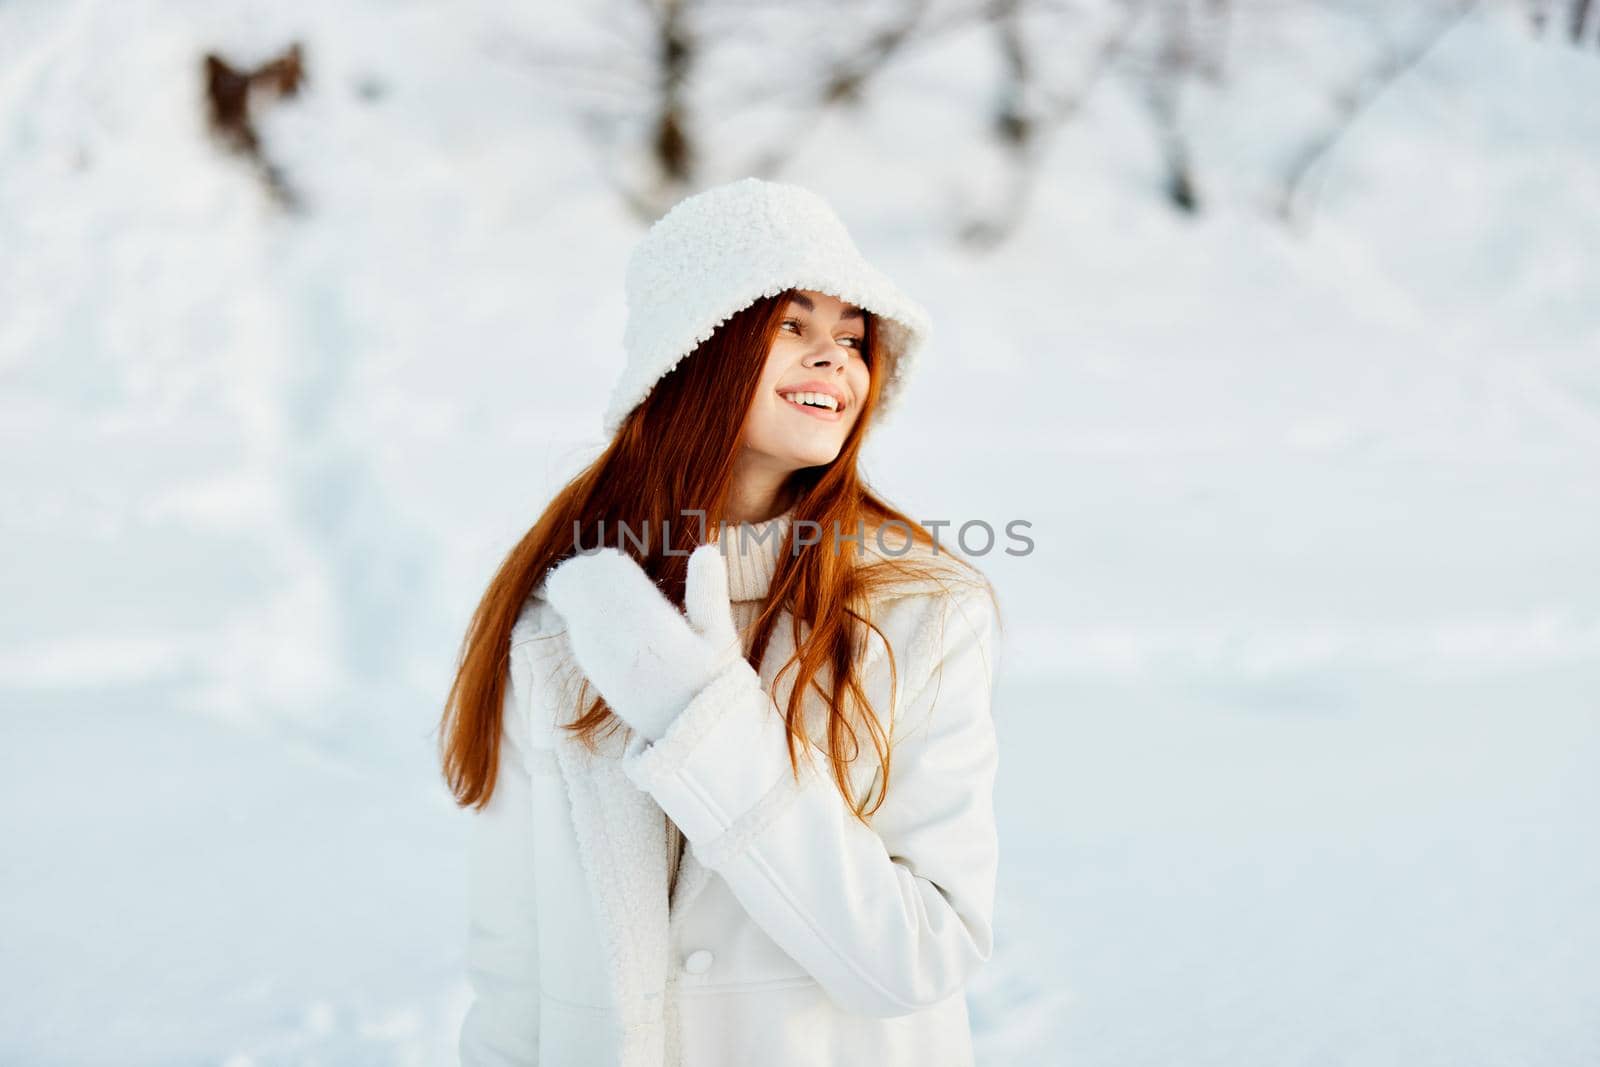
[458,510,1001,1066]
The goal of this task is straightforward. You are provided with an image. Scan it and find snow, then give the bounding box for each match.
[2,1,1596,1063]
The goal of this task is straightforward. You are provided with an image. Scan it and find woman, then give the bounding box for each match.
[440,177,1002,1067]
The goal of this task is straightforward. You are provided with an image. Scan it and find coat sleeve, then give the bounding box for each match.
[619,585,1001,1018]
[459,641,542,1065]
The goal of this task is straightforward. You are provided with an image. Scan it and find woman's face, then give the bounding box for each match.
[740,289,872,472]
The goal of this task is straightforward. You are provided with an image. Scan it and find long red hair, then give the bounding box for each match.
[437,288,994,823]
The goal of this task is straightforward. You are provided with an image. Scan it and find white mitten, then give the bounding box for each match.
[543,541,746,741]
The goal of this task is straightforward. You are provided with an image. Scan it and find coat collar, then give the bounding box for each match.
[551,721,677,1065]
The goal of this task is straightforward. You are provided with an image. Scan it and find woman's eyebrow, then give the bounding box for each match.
[788,292,866,324]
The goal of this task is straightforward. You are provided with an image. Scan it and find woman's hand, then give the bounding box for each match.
[542,541,745,742]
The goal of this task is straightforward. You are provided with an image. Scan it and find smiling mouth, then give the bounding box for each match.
[778,393,845,420]
[778,390,844,413]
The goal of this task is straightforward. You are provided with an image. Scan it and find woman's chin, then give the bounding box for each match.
[780,443,844,469]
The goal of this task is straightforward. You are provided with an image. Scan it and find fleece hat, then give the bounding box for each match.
[603,177,933,437]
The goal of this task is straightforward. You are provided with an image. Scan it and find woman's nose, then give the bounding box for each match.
[805,348,844,370]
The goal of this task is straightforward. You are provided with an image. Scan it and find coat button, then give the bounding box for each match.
[682,949,714,975]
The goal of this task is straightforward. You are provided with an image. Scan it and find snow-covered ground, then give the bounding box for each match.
[3,1,1596,1063]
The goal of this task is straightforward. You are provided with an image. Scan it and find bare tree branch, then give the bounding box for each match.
[1277,0,1479,229]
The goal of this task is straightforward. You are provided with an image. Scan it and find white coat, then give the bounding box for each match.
[458,519,1001,1067]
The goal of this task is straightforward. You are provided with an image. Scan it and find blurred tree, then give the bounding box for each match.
[483,0,1555,239]
[486,0,984,220]
[960,0,1143,248]
[1527,0,1597,43]
[202,41,306,211]
[1277,1,1480,228]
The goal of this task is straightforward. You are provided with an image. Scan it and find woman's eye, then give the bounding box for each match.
[782,318,866,357]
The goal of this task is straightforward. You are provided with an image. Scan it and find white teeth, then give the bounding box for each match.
[782,391,839,411]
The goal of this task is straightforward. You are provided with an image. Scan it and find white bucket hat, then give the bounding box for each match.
[603,177,933,437]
